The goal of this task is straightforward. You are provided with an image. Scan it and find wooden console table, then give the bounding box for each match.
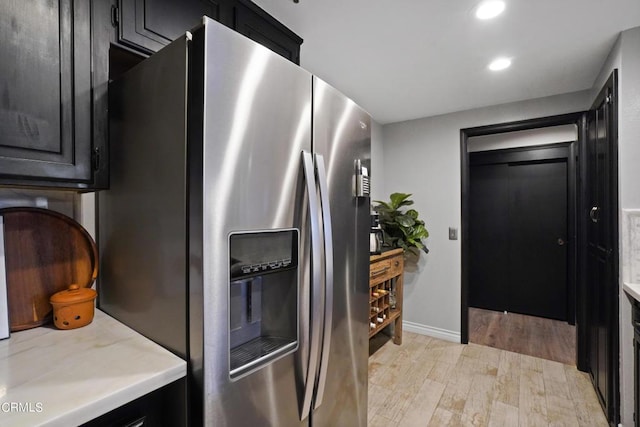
[369,248,403,344]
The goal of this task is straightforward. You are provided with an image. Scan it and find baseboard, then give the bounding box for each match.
[403,321,461,343]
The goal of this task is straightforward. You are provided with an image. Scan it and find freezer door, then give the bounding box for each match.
[196,18,312,427]
[311,77,371,427]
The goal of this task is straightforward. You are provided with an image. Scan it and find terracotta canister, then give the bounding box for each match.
[50,284,97,330]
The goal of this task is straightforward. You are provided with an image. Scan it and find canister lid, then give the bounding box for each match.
[50,284,97,304]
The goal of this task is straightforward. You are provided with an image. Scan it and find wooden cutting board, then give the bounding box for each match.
[1,207,98,332]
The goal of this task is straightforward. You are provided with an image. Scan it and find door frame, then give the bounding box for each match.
[460,111,586,369]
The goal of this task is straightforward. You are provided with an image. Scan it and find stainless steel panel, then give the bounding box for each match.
[199,18,312,426]
[311,77,371,427]
[99,37,189,360]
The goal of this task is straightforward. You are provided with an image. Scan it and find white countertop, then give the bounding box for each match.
[624,282,640,303]
[0,309,186,426]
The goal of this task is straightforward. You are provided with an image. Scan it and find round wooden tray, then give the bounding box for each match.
[1,207,98,332]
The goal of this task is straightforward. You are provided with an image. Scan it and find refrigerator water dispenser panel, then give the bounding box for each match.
[230,230,298,279]
[228,230,299,379]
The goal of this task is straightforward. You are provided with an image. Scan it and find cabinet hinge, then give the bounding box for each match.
[111,6,119,26]
[92,147,101,171]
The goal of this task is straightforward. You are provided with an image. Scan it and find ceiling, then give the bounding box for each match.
[251,0,640,124]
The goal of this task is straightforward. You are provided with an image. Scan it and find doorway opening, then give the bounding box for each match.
[460,112,584,367]
[466,140,577,365]
[461,71,619,425]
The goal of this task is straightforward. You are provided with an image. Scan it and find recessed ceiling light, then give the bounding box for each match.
[476,1,506,20]
[488,57,511,71]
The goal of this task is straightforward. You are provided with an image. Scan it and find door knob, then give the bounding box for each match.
[589,206,600,223]
[557,238,566,246]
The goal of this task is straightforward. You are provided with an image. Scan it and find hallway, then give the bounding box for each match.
[469,307,576,365]
[368,331,606,426]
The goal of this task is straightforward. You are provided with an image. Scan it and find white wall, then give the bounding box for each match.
[382,90,591,340]
[592,26,640,427]
[79,193,96,239]
[370,119,385,203]
[0,189,77,217]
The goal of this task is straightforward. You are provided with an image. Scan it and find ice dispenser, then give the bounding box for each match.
[229,229,298,379]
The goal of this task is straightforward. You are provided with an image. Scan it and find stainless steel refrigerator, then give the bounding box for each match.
[99,17,371,427]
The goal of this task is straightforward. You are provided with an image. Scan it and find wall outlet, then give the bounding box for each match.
[449,227,458,240]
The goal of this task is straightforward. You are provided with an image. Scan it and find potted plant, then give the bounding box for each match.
[373,193,429,255]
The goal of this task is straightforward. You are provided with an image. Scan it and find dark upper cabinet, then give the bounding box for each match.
[234,0,302,64]
[116,0,302,64]
[0,0,300,189]
[117,0,234,54]
[0,0,101,188]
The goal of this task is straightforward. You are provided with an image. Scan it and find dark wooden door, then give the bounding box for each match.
[469,152,568,320]
[0,0,93,184]
[508,162,567,320]
[585,71,618,423]
[469,163,510,312]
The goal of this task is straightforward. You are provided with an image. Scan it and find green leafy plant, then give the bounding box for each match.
[373,193,430,255]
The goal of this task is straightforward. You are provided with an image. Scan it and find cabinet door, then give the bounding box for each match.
[117,0,234,54]
[80,379,186,426]
[0,0,92,184]
[234,0,302,64]
[635,327,640,427]
[117,0,302,64]
[585,71,618,424]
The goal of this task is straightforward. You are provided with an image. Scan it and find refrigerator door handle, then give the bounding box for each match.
[313,154,334,409]
[300,151,323,421]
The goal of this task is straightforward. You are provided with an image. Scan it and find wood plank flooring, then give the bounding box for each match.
[469,307,576,365]
[368,332,607,426]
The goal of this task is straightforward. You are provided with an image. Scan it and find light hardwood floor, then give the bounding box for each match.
[469,307,576,365]
[368,332,607,426]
